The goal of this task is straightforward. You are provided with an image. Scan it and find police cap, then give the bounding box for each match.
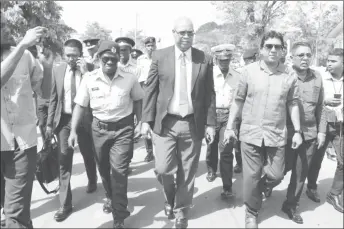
[97,40,120,56]
[131,49,143,56]
[144,36,156,45]
[115,37,135,48]
[243,48,259,59]
[211,44,235,60]
[83,38,100,49]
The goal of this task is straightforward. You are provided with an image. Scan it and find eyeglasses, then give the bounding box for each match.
[101,56,117,63]
[173,30,195,37]
[296,53,312,59]
[264,44,283,51]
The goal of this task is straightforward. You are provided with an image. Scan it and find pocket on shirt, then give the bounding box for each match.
[90,91,105,109]
[116,89,130,107]
[311,86,320,103]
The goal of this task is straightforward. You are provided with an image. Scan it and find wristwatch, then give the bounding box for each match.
[294,129,302,135]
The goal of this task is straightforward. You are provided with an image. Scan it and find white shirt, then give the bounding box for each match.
[63,65,82,114]
[168,46,194,116]
[118,57,140,79]
[137,54,152,83]
[322,71,343,122]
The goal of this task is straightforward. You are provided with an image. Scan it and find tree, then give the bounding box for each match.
[125,29,145,51]
[1,1,76,55]
[81,21,113,42]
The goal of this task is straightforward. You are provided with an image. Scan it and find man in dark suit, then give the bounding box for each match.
[46,39,98,222]
[141,17,216,229]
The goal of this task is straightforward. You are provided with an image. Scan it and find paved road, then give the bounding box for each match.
[31,131,343,228]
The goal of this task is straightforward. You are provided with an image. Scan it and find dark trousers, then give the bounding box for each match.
[37,100,49,139]
[154,114,202,219]
[1,142,36,228]
[241,141,285,211]
[56,113,97,207]
[144,138,153,155]
[91,114,134,221]
[206,119,234,190]
[285,138,317,208]
[308,122,343,195]
[234,121,242,166]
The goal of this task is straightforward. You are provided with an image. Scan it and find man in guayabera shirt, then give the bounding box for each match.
[282,41,326,224]
[1,14,50,228]
[307,48,344,213]
[223,31,303,228]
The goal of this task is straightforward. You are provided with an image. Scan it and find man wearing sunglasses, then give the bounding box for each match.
[141,17,216,229]
[69,41,144,229]
[223,31,302,228]
[282,41,326,224]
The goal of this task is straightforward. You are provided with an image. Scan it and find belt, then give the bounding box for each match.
[93,114,133,131]
[216,108,229,114]
[167,113,194,120]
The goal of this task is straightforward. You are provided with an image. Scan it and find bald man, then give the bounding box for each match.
[141,17,216,228]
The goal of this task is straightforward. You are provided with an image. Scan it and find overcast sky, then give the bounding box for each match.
[59,1,223,48]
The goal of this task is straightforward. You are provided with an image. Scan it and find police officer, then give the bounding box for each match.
[83,37,100,71]
[242,48,259,65]
[68,41,144,229]
[131,49,143,60]
[205,44,241,199]
[115,37,140,78]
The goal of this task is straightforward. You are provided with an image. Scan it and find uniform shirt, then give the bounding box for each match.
[137,54,152,83]
[118,57,140,79]
[322,71,343,122]
[85,54,100,71]
[235,61,299,147]
[168,46,194,116]
[1,48,43,151]
[62,65,82,114]
[213,66,241,109]
[74,68,144,122]
[286,67,326,140]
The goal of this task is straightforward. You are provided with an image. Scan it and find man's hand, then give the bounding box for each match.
[19,26,47,48]
[223,128,237,145]
[141,122,152,139]
[76,58,88,74]
[134,121,142,139]
[45,126,53,140]
[317,133,326,149]
[292,133,303,149]
[325,98,342,107]
[38,49,54,69]
[205,126,215,145]
[68,131,78,149]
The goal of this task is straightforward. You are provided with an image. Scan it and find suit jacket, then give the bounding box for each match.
[47,62,91,132]
[142,46,216,140]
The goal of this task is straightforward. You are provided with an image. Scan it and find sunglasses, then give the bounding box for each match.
[101,56,117,63]
[174,30,195,37]
[296,53,312,59]
[264,44,283,51]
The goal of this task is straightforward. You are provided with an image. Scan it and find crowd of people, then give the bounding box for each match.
[1,12,343,229]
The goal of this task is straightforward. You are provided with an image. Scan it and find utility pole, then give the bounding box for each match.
[134,12,138,48]
[120,28,123,36]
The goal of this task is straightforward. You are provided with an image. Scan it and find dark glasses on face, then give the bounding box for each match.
[296,53,312,59]
[264,44,283,51]
[101,56,117,63]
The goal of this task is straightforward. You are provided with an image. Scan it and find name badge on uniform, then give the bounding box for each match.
[91,87,99,91]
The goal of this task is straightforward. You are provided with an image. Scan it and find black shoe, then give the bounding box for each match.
[103,199,112,214]
[234,164,242,173]
[221,188,235,199]
[1,218,5,228]
[245,208,258,228]
[263,187,273,198]
[206,172,216,182]
[281,202,303,224]
[306,188,320,203]
[54,205,73,222]
[164,202,175,219]
[175,218,188,229]
[326,192,344,213]
[144,153,154,162]
[113,220,125,229]
[86,182,97,193]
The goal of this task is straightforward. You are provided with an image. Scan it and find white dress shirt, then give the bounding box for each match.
[63,65,81,114]
[168,46,194,116]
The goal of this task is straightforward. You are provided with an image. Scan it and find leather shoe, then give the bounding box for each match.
[164,203,175,219]
[86,182,97,193]
[54,205,72,222]
[103,199,112,214]
[306,188,320,203]
[113,220,125,229]
[175,218,188,229]
[206,172,216,182]
[221,188,235,199]
[281,202,303,224]
[245,208,258,228]
[234,164,242,173]
[144,153,154,162]
[326,192,344,213]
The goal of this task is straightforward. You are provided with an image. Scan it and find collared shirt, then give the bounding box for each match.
[74,68,144,122]
[85,54,100,71]
[1,48,43,151]
[137,54,152,83]
[168,46,194,116]
[286,67,326,140]
[118,57,141,79]
[322,70,343,122]
[63,65,82,114]
[235,61,299,147]
[213,66,241,109]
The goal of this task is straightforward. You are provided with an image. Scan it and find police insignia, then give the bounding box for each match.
[111,47,116,53]
[87,42,91,46]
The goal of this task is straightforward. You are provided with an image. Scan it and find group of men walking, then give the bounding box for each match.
[1,12,343,229]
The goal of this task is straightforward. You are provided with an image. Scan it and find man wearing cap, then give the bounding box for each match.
[115,37,140,78]
[205,44,241,199]
[131,49,143,60]
[68,41,144,229]
[136,36,157,163]
[83,37,100,71]
[242,48,259,65]
[45,38,98,222]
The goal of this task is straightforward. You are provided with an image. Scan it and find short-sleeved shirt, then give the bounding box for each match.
[137,54,152,83]
[74,68,144,122]
[1,48,43,151]
[235,61,299,147]
[118,57,140,79]
[286,67,326,140]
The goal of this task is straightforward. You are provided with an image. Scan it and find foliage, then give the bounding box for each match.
[81,21,113,42]
[1,1,76,55]
[124,29,145,51]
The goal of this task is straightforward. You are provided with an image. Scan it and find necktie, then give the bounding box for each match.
[71,69,76,111]
[179,52,189,117]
